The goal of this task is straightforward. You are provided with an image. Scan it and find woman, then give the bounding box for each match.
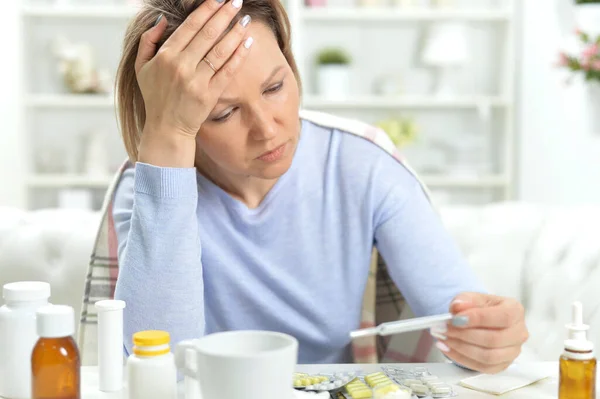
[112,0,529,373]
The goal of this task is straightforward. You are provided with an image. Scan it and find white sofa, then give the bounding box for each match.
[1,202,599,364]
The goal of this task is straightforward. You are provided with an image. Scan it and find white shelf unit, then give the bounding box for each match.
[21,4,139,18]
[300,8,512,21]
[288,0,518,204]
[25,94,115,108]
[302,95,510,109]
[19,0,518,209]
[26,174,115,188]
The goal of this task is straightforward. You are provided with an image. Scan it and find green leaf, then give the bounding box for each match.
[315,48,351,65]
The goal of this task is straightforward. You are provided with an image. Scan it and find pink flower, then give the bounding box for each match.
[583,44,599,58]
[592,60,600,71]
[557,52,570,66]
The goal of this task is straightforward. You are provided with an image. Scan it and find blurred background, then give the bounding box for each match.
[1,0,600,364]
[1,0,599,210]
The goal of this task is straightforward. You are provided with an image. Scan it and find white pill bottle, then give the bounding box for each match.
[127,330,178,399]
[0,281,51,399]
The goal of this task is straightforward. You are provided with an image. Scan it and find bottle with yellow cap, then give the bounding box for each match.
[126,330,177,399]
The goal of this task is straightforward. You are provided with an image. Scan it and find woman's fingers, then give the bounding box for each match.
[436,336,521,374]
[162,0,227,53]
[210,36,254,93]
[135,15,168,75]
[444,321,529,349]
[134,0,253,143]
[197,14,251,74]
[440,342,513,374]
[185,0,245,67]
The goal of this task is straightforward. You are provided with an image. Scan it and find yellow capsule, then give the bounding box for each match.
[347,381,365,389]
[347,388,373,398]
[366,376,390,387]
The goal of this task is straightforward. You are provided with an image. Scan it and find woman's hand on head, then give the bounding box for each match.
[430,292,529,374]
[135,0,254,167]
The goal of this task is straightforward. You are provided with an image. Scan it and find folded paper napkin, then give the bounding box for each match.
[458,364,552,395]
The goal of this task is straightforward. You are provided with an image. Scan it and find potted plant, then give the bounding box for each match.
[558,30,600,84]
[558,29,600,133]
[315,48,351,99]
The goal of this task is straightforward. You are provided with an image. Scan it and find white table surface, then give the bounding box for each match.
[76,362,563,399]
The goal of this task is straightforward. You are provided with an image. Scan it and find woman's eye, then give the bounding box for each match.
[265,82,283,94]
[213,108,236,122]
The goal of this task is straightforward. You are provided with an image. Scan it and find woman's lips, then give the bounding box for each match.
[257,142,287,163]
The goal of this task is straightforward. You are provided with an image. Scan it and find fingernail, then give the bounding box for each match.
[436,341,450,353]
[154,14,163,27]
[452,315,469,327]
[451,298,469,306]
[216,0,225,4]
[232,0,243,8]
[239,15,251,28]
[431,331,447,341]
[244,37,254,49]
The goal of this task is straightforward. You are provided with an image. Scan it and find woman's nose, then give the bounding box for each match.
[249,110,277,141]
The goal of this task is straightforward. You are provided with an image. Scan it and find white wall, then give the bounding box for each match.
[518,0,600,204]
[2,1,599,208]
[0,1,25,207]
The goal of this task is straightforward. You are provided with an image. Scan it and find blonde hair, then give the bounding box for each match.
[115,0,301,162]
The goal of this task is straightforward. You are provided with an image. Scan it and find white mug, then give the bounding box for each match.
[175,330,298,399]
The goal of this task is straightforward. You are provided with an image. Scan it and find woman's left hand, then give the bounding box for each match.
[430,292,529,374]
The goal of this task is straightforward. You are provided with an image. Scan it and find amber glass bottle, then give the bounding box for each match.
[31,305,80,399]
[559,302,596,399]
[560,356,596,399]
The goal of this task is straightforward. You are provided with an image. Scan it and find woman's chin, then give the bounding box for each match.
[255,156,294,180]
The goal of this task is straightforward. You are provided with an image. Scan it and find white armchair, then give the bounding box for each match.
[440,202,600,361]
[0,206,101,340]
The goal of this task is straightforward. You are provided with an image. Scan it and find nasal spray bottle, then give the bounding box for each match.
[559,301,596,399]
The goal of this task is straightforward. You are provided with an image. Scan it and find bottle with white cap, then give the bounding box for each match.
[0,281,51,399]
[31,304,81,399]
[95,299,126,392]
[559,301,596,399]
[127,330,177,399]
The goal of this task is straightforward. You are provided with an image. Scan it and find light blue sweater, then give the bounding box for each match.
[113,117,485,363]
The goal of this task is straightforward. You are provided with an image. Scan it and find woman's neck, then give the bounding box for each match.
[195,156,279,209]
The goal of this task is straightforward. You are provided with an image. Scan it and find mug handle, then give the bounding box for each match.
[174,339,201,379]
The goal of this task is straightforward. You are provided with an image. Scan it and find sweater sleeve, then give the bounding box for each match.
[112,162,204,356]
[372,161,487,318]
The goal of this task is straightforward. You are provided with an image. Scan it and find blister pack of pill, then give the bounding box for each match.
[382,366,457,398]
[317,367,457,399]
[294,371,362,395]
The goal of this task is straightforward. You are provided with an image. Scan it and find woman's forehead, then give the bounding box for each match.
[221,23,287,94]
